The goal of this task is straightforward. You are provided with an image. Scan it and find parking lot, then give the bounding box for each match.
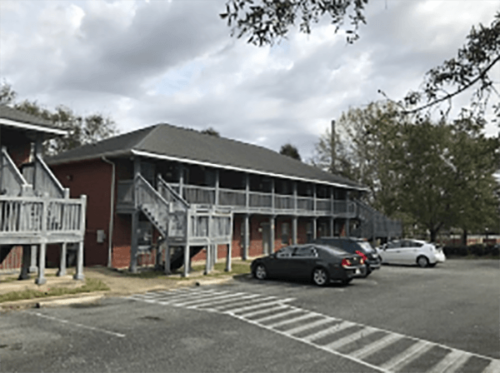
[1,259,499,372]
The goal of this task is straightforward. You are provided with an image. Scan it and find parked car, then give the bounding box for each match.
[378,239,446,267]
[313,237,381,277]
[251,244,366,286]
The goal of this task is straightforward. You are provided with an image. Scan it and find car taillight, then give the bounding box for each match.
[355,250,368,261]
[341,258,352,267]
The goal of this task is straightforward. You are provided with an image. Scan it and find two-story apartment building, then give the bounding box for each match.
[0,105,86,284]
[48,123,401,276]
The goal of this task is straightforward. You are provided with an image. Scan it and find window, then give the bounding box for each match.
[293,246,318,258]
[276,246,295,258]
[281,222,290,244]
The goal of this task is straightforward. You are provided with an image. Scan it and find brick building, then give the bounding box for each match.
[48,123,401,275]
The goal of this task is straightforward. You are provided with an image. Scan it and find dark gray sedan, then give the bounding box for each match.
[251,244,365,286]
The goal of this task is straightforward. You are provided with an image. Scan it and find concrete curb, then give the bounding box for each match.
[0,291,109,311]
[36,293,106,308]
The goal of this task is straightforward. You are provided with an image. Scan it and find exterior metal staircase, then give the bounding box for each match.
[352,200,402,240]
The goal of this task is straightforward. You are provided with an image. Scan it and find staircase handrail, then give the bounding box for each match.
[34,154,69,198]
[1,147,32,196]
[135,174,171,210]
[157,175,190,210]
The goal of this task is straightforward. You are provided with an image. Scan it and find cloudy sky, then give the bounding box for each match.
[0,0,498,160]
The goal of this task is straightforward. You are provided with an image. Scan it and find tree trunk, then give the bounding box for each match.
[462,229,468,246]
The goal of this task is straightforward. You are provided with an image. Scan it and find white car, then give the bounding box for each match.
[378,239,446,267]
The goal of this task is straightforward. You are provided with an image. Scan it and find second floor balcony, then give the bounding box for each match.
[117,178,357,218]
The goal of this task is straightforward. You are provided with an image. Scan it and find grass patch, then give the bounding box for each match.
[0,278,109,304]
[118,261,252,280]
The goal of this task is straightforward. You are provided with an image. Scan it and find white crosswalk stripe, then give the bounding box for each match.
[128,289,500,373]
[427,349,471,373]
[324,327,378,351]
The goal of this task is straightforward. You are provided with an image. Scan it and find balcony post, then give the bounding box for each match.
[215,170,220,206]
[269,215,275,254]
[271,179,275,215]
[225,242,232,272]
[129,158,141,273]
[243,214,250,260]
[293,182,297,213]
[292,216,298,245]
[178,165,184,199]
[313,184,316,215]
[183,210,191,277]
[312,218,317,240]
[245,174,250,211]
[330,187,335,236]
[345,192,350,237]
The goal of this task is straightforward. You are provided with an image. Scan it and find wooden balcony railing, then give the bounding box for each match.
[0,194,86,245]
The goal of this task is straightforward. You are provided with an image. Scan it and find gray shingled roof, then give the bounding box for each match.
[48,123,364,190]
[0,104,65,135]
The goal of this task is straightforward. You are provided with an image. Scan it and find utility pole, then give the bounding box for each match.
[330,119,335,174]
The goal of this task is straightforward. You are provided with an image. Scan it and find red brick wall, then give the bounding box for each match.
[0,246,23,270]
[51,159,112,266]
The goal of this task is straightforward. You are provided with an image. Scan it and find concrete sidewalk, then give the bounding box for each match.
[0,263,248,311]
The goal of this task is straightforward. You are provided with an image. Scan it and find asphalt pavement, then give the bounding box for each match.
[1,259,499,373]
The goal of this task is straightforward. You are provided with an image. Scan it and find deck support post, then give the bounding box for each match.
[243,214,250,260]
[182,244,190,277]
[74,241,84,281]
[225,242,232,272]
[163,242,171,275]
[313,217,317,240]
[129,210,139,273]
[205,245,211,275]
[35,243,47,285]
[330,217,335,237]
[269,216,275,254]
[18,245,31,280]
[57,242,67,276]
[212,244,217,268]
[292,216,298,245]
[29,245,37,273]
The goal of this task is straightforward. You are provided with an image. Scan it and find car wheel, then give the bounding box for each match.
[417,256,429,268]
[312,267,329,286]
[253,264,267,280]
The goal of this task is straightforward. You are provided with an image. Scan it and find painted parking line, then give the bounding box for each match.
[24,311,126,338]
[128,289,500,373]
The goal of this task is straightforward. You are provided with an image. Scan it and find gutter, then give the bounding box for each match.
[101,156,116,268]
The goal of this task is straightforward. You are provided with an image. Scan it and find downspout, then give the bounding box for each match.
[102,156,115,268]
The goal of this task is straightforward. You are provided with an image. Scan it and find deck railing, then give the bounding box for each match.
[0,194,86,244]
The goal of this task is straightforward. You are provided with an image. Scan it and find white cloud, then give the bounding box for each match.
[1,0,498,161]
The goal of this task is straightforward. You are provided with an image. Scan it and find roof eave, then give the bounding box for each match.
[0,118,67,136]
[47,149,132,166]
